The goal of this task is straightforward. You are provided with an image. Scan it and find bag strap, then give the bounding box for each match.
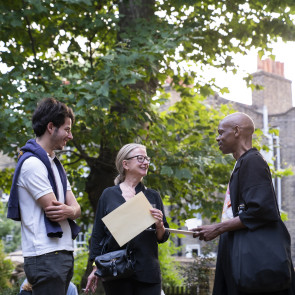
[100,235,132,255]
[100,235,112,255]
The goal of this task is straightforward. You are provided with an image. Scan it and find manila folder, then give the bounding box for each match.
[102,192,156,247]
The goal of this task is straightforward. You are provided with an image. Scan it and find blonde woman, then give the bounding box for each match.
[85,143,170,295]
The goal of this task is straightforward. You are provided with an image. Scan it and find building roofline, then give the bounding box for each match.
[252,70,292,83]
[209,95,295,117]
[268,106,295,118]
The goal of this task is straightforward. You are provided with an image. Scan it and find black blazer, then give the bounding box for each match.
[229,148,280,230]
[89,182,170,283]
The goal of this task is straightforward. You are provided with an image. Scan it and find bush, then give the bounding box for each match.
[159,239,184,288]
[180,242,217,295]
[72,248,89,290]
[0,241,14,290]
[0,278,23,295]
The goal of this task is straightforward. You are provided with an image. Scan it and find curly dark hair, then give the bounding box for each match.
[32,98,75,137]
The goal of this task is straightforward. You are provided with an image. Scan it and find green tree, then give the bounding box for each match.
[146,97,234,222]
[1,0,295,288]
[1,0,294,223]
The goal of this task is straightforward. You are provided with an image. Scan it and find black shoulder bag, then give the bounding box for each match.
[94,236,136,282]
[231,164,292,293]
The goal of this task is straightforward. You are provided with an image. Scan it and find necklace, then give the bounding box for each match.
[122,182,135,199]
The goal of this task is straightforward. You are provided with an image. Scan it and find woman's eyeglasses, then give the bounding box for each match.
[125,155,151,163]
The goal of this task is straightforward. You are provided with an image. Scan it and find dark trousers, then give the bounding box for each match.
[24,251,73,295]
[103,278,161,295]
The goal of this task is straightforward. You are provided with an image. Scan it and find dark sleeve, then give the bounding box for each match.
[238,153,280,230]
[155,190,170,243]
[89,190,108,262]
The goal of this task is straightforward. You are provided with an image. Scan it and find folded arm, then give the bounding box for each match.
[38,190,81,222]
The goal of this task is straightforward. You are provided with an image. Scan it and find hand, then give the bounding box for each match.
[191,224,221,242]
[150,208,164,229]
[44,200,72,222]
[84,268,99,293]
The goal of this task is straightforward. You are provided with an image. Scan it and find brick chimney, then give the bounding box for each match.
[257,57,285,77]
[252,57,292,114]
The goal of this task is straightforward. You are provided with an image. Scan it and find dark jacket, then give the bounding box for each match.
[213,148,295,295]
[89,182,170,283]
[229,148,280,229]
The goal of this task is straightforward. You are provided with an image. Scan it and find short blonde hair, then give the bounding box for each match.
[22,281,32,291]
[114,143,146,185]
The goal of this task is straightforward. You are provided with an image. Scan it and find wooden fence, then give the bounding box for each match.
[163,286,198,295]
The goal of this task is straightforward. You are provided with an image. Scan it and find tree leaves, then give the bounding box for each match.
[0,0,295,223]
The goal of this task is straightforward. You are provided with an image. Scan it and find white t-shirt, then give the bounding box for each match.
[17,155,74,257]
[221,162,237,222]
[221,183,233,222]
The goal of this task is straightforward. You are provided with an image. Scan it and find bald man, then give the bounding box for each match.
[192,112,295,295]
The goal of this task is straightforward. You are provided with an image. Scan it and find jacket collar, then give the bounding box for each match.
[235,147,258,170]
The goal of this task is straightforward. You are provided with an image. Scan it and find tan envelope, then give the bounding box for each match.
[102,192,157,246]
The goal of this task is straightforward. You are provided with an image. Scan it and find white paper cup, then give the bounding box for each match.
[185,218,202,230]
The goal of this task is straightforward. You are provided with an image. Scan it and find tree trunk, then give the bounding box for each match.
[86,150,117,213]
[118,0,155,33]
[80,0,156,290]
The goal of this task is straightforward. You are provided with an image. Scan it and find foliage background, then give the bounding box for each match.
[0,242,14,290]
[0,202,21,254]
